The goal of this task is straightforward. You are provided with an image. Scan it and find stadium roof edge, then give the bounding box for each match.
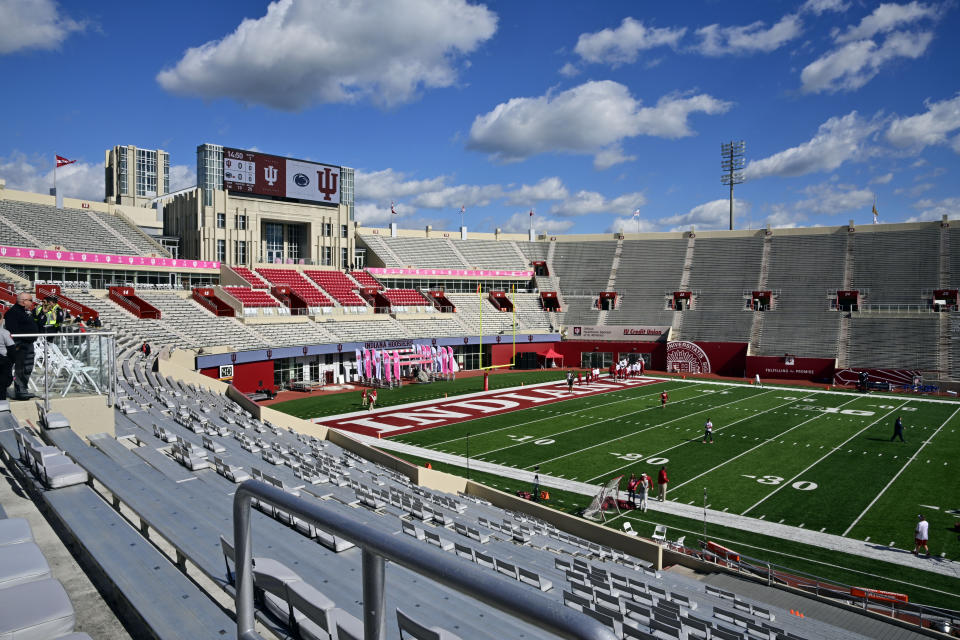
[357,218,953,242]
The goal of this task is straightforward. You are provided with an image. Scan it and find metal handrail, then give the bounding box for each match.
[233,480,617,640]
[696,540,960,630]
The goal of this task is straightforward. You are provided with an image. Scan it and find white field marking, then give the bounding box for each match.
[583,390,808,483]
[650,375,960,405]
[842,404,960,536]
[529,388,779,471]
[668,394,865,494]
[422,381,688,448]
[468,383,717,459]
[608,512,960,600]
[741,400,911,517]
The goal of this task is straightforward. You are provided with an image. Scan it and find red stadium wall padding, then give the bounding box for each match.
[689,342,748,377]
[200,360,276,392]
[746,356,836,382]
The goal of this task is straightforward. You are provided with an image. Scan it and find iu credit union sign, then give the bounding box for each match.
[564,325,670,342]
[222,147,340,205]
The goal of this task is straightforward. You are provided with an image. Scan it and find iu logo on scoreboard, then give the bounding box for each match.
[264,165,278,186]
[317,167,338,201]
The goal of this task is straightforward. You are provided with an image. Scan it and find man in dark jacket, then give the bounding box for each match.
[4,292,40,400]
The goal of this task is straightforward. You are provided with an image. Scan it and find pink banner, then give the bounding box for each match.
[367,267,532,278]
[0,244,220,271]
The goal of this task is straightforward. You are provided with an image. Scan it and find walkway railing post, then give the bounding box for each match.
[362,549,386,640]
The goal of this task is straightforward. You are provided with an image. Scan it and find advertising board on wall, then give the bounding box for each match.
[564,325,669,342]
[222,147,340,205]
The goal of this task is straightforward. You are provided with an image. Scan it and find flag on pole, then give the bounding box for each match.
[391,201,397,215]
[872,202,879,224]
[529,209,534,217]
[55,155,76,168]
[632,209,641,219]
[476,283,481,295]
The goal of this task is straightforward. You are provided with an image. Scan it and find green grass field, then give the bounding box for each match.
[382,378,960,608]
[270,370,568,419]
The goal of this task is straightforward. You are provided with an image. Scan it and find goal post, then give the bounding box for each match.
[582,475,624,521]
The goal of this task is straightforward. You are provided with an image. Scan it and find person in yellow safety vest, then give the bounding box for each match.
[40,297,64,334]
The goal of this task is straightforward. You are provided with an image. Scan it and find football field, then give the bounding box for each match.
[387,379,959,555]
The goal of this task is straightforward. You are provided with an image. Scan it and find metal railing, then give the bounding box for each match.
[695,540,959,634]
[233,480,617,640]
[10,331,117,411]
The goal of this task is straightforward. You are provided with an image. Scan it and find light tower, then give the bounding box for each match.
[721,141,745,231]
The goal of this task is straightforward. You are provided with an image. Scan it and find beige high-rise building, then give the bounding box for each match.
[105,145,170,207]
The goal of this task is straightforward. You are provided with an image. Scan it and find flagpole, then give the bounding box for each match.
[512,283,516,367]
[478,282,483,369]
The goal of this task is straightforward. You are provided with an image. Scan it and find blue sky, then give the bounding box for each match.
[1,0,958,234]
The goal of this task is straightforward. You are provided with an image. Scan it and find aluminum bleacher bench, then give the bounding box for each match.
[0,541,51,589]
[0,578,76,640]
[45,485,236,639]
[397,607,464,640]
[0,518,33,546]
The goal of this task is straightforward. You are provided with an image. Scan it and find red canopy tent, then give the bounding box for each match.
[539,347,564,368]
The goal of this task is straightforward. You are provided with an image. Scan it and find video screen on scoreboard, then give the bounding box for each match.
[222,147,340,205]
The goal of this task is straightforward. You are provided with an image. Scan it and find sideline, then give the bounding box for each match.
[357,433,960,582]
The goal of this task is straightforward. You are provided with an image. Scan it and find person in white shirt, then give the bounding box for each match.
[914,514,929,557]
[703,418,714,443]
[754,373,762,388]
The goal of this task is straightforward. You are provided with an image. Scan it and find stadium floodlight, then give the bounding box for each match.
[721,141,745,231]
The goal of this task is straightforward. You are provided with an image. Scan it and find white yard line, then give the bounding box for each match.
[588,391,819,483]
[529,389,777,470]
[471,383,726,459]
[421,380,686,448]
[841,404,960,536]
[669,394,865,494]
[740,399,911,516]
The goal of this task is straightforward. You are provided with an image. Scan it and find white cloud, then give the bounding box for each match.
[467,81,730,164]
[800,30,933,93]
[411,183,503,209]
[504,177,568,205]
[886,93,960,150]
[694,14,803,56]
[759,206,809,228]
[895,182,935,196]
[355,168,447,203]
[0,151,101,201]
[0,0,86,55]
[354,202,398,226]
[801,0,850,15]
[745,111,878,179]
[906,196,959,221]
[794,182,875,214]
[574,18,685,66]
[870,172,894,184]
[156,0,497,110]
[549,190,646,217]
[659,198,748,231]
[593,145,637,170]
[502,211,573,234]
[607,216,657,233]
[558,62,580,77]
[169,165,196,192]
[834,1,938,43]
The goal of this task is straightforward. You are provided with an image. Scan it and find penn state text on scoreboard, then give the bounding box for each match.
[222,147,341,206]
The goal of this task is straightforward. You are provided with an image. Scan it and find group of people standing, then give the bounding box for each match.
[626,466,669,510]
[1,292,60,401]
[611,358,644,380]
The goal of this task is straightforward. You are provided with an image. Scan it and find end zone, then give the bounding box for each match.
[316,375,666,438]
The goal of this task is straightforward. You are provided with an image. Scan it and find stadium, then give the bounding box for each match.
[0,139,958,640]
[4,0,960,636]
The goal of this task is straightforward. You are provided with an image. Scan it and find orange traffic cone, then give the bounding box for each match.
[425,463,432,469]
